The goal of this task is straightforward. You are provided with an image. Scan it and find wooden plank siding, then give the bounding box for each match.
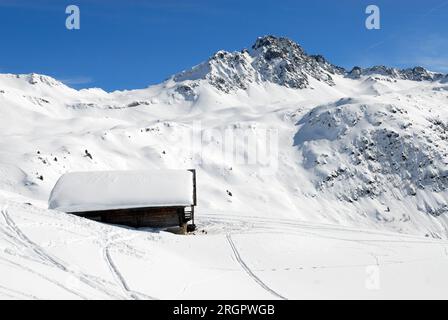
[70,206,189,228]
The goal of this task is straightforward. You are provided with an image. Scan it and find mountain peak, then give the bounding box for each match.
[251,35,306,57]
[173,35,447,94]
[174,35,342,93]
[23,73,66,87]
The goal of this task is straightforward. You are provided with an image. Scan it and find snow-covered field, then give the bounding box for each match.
[2,193,448,300]
[1,36,448,299]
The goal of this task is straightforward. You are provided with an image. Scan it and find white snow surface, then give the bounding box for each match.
[1,194,448,300]
[48,170,194,213]
[1,36,448,299]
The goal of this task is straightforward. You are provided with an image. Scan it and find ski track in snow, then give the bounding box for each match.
[0,254,89,300]
[103,246,139,300]
[1,206,67,270]
[2,199,448,299]
[204,214,448,245]
[226,233,288,300]
[1,204,155,300]
[0,206,126,299]
[102,233,155,300]
[0,283,38,300]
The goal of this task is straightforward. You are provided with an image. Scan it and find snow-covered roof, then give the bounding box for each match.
[49,170,195,213]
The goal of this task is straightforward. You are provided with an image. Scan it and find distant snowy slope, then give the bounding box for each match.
[348,65,445,82]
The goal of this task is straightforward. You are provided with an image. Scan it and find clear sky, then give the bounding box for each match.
[0,0,447,91]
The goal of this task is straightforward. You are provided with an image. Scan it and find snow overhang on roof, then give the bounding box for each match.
[48,170,195,213]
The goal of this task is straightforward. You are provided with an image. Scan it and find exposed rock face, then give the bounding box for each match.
[174,35,345,92]
[294,100,448,204]
[174,35,447,93]
[6,35,447,98]
[347,66,444,82]
[173,50,255,93]
[400,66,444,81]
[26,73,65,87]
[175,83,199,101]
[249,36,343,88]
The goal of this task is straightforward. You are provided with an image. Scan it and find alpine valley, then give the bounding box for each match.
[1,36,448,299]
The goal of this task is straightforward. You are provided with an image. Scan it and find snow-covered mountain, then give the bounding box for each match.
[2,35,448,299]
[174,35,344,92]
[1,35,448,237]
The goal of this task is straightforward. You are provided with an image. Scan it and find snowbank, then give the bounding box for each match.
[48,170,195,213]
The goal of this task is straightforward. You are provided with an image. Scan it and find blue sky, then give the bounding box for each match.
[0,0,447,91]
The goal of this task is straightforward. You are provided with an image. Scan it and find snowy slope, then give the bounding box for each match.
[0,35,448,298]
[1,193,448,299]
[0,37,447,236]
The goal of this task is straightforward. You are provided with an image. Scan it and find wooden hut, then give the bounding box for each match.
[48,169,197,233]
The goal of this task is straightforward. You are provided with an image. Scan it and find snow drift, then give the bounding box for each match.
[48,170,195,213]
